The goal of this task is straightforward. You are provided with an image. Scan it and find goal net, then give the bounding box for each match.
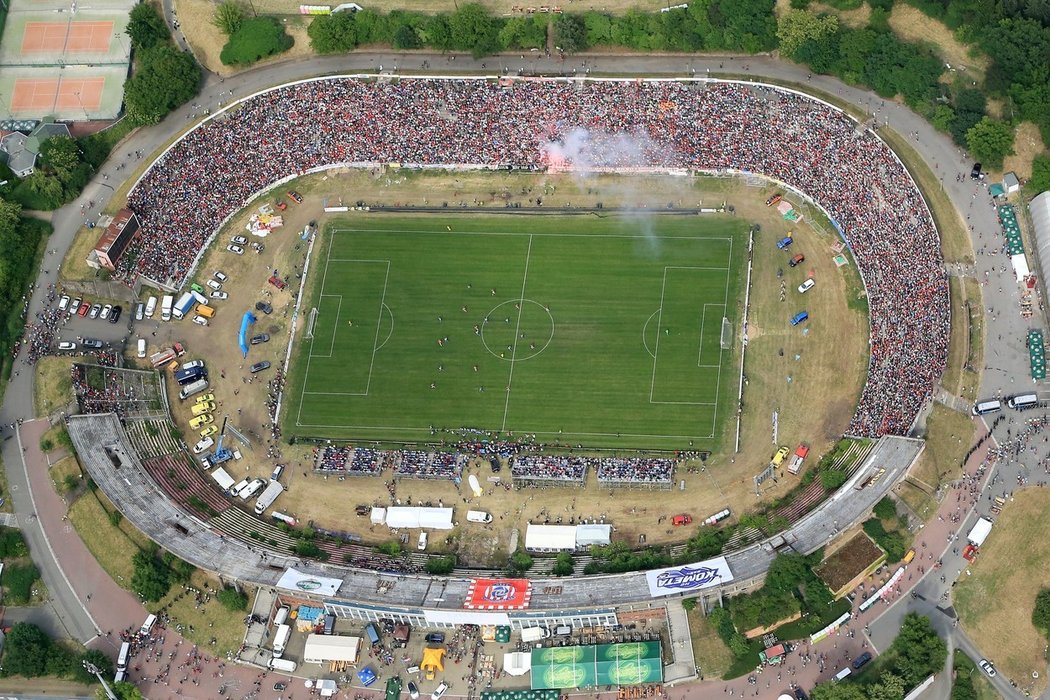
[306,307,318,339]
[721,316,732,350]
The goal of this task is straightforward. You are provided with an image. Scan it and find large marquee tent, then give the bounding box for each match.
[530,641,662,689]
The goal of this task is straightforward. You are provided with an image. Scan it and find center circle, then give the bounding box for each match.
[480,299,555,362]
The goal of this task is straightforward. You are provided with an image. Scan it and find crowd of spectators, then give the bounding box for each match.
[511,454,590,483]
[71,363,149,417]
[127,78,948,437]
[313,445,384,475]
[392,449,465,479]
[596,456,675,486]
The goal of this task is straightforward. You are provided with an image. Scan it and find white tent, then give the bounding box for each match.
[303,634,361,664]
[503,651,532,676]
[1029,192,1050,292]
[1011,254,1030,282]
[524,524,577,551]
[384,507,455,530]
[370,507,386,525]
[966,517,993,547]
[575,524,612,547]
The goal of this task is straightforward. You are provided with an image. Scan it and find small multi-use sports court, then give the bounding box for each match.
[0,0,134,121]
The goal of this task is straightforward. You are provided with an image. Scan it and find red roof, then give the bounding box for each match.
[794,444,810,458]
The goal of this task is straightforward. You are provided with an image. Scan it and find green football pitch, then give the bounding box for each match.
[287,214,747,450]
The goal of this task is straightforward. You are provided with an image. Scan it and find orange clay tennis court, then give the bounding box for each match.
[10,78,105,113]
[20,21,113,54]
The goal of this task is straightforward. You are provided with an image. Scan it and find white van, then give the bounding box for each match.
[179,378,209,400]
[116,641,131,672]
[972,399,1002,416]
[145,296,157,318]
[834,667,853,682]
[229,479,249,497]
[238,478,266,500]
[139,613,157,637]
[1008,393,1039,410]
[137,338,147,358]
[273,605,290,626]
[272,623,291,658]
[269,657,297,673]
[417,532,428,551]
[466,510,493,524]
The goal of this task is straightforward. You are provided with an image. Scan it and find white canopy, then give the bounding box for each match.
[275,568,342,597]
[525,524,578,551]
[1011,254,1030,282]
[384,507,455,530]
[503,652,532,676]
[967,517,993,547]
[370,507,386,525]
[303,634,361,663]
[575,524,612,547]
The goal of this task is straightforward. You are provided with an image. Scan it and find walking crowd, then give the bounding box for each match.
[126,78,947,439]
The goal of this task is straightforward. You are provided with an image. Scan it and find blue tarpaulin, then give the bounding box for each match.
[239,311,256,358]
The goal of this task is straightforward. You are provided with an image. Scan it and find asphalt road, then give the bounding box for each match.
[0,38,1046,699]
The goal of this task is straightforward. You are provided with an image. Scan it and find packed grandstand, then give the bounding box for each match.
[125,78,949,439]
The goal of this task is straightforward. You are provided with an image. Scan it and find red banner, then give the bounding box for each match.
[464,578,532,610]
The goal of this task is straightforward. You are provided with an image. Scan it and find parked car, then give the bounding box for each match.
[408,682,420,700]
[213,271,228,283]
[431,682,449,700]
[793,688,809,700]
[192,437,214,454]
[82,338,104,349]
[424,632,445,644]
[765,193,782,206]
[189,415,213,429]
[287,190,303,203]
[250,333,270,345]
[256,301,273,314]
[200,425,218,438]
[789,254,805,267]
[69,298,82,314]
[671,514,692,526]
[790,311,809,326]
[78,302,90,317]
[798,279,816,294]
[88,304,101,319]
[58,341,77,351]
[135,302,145,320]
[978,659,996,678]
[192,315,209,326]
[58,295,70,311]
[195,393,215,404]
[250,361,271,373]
[190,283,206,295]
[231,235,248,245]
[227,245,244,255]
[99,304,112,320]
[210,291,228,300]
[206,279,222,291]
[109,305,122,324]
[970,162,983,180]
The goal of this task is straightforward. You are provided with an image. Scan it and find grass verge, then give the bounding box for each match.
[33,357,74,418]
[912,403,974,491]
[955,488,1050,696]
[687,605,734,681]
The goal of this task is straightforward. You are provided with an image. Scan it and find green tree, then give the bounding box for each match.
[392,23,422,50]
[100,682,144,700]
[1032,588,1050,640]
[130,550,171,602]
[124,45,201,124]
[212,0,247,36]
[551,552,575,576]
[217,587,249,611]
[966,117,1015,169]
[307,12,359,53]
[220,16,293,66]
[810,682,867,700]
[499,16,547,50]
[77,649,114,683]
[950,88,987,146]
[555,14,588,53]
[868,671,906,700]
[449,4,501,57]
[424,555,456,575]
[777,9,838,56]
[1,623,52,677]
[820,469,848,490]
[1028,154,1050,195]
[886,613,948,687]
[507,548,533,575]
[127,2,170,50]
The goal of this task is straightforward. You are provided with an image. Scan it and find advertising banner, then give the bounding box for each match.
[644,557,733,598]
[465,578,532,610]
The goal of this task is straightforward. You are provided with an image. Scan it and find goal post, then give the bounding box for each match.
[721,316,732,350]
[306,307,318,339]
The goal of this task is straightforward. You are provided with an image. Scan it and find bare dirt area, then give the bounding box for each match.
[1002,121,1047,180]
[955,488,1050,697]
[888,5,989,80]
[144,169,869,558]
[809,1,870,28]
